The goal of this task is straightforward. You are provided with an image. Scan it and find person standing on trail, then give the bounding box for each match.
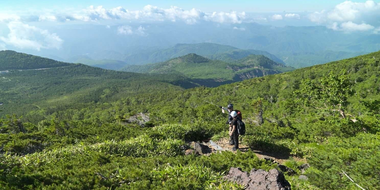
[221,104,234,145]
[229,111,239,151]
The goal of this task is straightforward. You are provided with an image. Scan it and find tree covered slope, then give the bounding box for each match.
[122,42,285,67]
[0,50,71,70]
[0,51,196,117]
[124,53,293,81]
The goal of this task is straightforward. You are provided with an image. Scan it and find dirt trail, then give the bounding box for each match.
[209,137,305,164]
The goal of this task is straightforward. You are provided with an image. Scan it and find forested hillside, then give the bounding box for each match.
[122,43,285,67]
[124,53,293,83]
[0,52,197,117]
[1,51,380,189]
[0,51,70,70]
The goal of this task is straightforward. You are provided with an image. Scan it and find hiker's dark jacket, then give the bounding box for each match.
[226,111,233,124]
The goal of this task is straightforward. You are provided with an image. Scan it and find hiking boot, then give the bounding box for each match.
[232,147,237,151]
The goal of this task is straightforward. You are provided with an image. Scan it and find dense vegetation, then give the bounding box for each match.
[124,53,293,81]
[0,51,70,70]
[0,56,195,117]
[1,50,380,189]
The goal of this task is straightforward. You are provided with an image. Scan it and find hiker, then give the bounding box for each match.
[221,104,234,145]
[229,111,239,151]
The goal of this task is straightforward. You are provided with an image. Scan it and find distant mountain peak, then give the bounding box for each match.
[171,53,211,64]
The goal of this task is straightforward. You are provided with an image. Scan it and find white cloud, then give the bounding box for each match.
[118,25,133,35]
[135,26,146,36]
[309,0,380,32]
[340,21,374,31]
[206,11,245,24]
[374,27,380,34]
[327,22,340,30]
[327,21,374,32]
[233,27,245,31]
[285,13,300,19]
[0,22,63,51]
[326,0,379,22]
[252,17,267,22]
[271,14,283,20]
[38,15,57,22]
[308,10,326,23]
[117,25,147,36]
[2,5,246,25]
[0,13,20,23]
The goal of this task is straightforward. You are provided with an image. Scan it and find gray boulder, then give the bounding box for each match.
[224,167,251,188]
[225,167,291,190]
[193,142,212,155]
[125,113,150,127]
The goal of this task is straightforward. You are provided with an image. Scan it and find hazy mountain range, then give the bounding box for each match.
[11,23,378,69]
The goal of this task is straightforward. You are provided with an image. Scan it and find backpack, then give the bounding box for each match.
[235,110,242,120]
[237,118,246,135]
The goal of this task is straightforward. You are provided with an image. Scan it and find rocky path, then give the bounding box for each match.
[205,137,305,165]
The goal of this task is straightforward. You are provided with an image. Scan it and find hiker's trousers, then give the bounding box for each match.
[232,130,239,149]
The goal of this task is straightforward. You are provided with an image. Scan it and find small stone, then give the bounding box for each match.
[185,149,194,155]
[299,175,308,181]
[298,163,310,174]
[194,142,212,155]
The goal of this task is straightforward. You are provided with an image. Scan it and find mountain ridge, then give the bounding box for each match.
[0,50,71,70]
[121,43,285,67]
[123,53,293,83]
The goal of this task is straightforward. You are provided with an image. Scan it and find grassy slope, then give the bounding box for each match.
[0,52,195,117]
[0,50,71,70]
[124,54,293,81]
[122,43,285,67]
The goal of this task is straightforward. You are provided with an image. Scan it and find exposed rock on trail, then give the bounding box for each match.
[224,167,291,190]
[125,113,150,127]
[192,142,212,155]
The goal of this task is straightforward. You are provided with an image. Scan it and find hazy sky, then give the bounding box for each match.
[0,0,374,12]
[0,0,379,56]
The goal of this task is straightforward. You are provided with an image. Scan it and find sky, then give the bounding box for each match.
[0,0,380,57]
[0,0,373,12]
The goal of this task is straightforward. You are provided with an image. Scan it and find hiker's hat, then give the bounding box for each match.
[230,111,238,118]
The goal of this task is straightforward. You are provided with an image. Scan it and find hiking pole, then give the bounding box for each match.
[342,170,366,190]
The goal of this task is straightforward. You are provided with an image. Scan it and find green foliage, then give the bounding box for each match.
[124,53,293,82]
[306,133,380,190]
[122,42,284,67]
[295,71,354,118]
[0,58,191,117]
[0,50,70,70]
[0,147,271,189]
